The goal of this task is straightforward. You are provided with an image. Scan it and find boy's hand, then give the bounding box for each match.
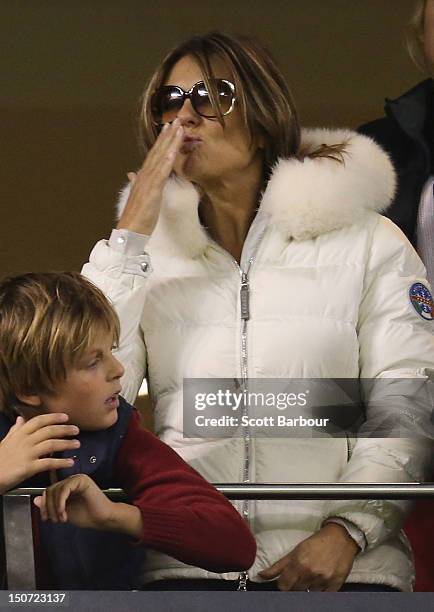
[34,474,114,530]
[0,413,80,494]
[34,474,144,539]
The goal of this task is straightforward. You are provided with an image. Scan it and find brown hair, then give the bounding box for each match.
[139,31,346,177]
[0,272,120,419]
[406,0,430,74]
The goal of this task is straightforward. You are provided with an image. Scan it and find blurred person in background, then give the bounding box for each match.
[359,0,434,289]
[359,0,434,591]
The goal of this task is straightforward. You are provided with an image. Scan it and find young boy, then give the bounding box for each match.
[0,272,256,589]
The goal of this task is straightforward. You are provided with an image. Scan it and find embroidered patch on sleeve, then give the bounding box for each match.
[409,282,433,321]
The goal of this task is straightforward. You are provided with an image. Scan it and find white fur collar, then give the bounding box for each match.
[117,127,396,259]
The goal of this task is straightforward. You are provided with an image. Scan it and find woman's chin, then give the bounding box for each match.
[175,157,206,182]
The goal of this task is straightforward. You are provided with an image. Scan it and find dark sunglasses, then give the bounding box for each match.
[151,79,236,126]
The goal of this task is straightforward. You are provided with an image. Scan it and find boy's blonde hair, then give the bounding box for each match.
[0,272,120,419]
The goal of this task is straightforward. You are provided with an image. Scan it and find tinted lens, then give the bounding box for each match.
[216,80,235,114]
[192,80,234,118]
[151,86,184,124]
[191,82,213,117]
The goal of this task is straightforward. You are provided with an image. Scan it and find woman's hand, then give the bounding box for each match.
[0,413,80,494]
[117,118,185,235]
[258,523,360,591]
[33,474,143,538]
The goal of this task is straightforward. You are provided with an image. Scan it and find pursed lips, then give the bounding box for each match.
[183,135,202,144]
[181,135,202,153]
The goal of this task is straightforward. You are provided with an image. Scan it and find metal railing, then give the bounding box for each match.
[3,483,434,590]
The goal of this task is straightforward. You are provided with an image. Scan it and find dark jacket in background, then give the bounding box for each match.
[359,78,434,248]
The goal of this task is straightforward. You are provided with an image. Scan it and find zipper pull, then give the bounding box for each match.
[237,571,248,591]
[240,272,250,320]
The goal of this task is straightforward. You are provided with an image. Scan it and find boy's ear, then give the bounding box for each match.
[15,394,43,421]
[15,393,43,407]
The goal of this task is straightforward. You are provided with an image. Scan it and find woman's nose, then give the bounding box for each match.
[177,97,200,126]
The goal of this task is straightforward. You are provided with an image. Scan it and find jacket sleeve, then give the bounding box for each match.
[81,229,150,403]
[113,409,256,573]
[323,216,434,550]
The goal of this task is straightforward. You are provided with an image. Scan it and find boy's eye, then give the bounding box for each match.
[87,358,100,369]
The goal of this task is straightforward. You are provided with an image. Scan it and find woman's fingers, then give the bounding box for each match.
[141,119,184,177]
[324,581,344,592]
[158,128,184,173]
[125,125,177,196]
[118,120,184,234]
[144,119,176,163]
[159,121,185,165]
[138,122,168,168]
[148,124,184,186]
[276,563,301,591]
[168,124,185,158]
[259,554,291,579]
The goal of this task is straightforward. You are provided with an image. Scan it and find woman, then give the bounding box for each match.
[359,0,434,591]
[82,32,434,591]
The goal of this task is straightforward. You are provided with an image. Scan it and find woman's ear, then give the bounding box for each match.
[257,134,266,150]
[252,129,266,151]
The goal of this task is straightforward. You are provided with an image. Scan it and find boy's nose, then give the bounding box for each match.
[110,354,125,380]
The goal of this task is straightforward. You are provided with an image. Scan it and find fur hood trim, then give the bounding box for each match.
[116,127,396,258]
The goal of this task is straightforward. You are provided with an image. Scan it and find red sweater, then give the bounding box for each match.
[111,409,256,573]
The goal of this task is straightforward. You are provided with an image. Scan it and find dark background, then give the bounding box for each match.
[0,0,421,278]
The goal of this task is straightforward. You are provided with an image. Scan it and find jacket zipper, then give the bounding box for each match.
[208,223,267,591]
[345,430,354,462]
[235,262,253,591]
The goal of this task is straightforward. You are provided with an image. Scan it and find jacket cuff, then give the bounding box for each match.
[322,500,407,549]
[86,237,153,279]
[322,517,367,552]
[109,229,150,255]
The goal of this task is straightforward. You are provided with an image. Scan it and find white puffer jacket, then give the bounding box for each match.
[82,128,434,591]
